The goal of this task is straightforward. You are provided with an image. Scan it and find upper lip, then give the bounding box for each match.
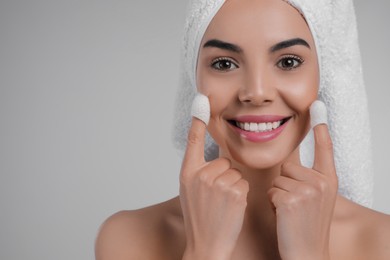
[230,115,292,123]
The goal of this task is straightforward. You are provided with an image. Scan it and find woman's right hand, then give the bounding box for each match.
[180,117,249,260]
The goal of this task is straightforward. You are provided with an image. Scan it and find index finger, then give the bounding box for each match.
[310,100,336,176]
[182,94,210,168]
[313,124,336,175]
[182,117,207,168]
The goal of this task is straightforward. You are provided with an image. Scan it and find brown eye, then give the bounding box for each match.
[211,58,239,71]
[277,55,304,70]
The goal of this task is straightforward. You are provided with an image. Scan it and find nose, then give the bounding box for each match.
[238,67,276,106]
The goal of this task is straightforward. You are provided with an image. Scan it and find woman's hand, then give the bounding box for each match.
[268,123,338,260]
[180,117,249,260]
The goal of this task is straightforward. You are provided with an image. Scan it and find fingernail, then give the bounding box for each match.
[310,100,328,128]
[191,93,210,125]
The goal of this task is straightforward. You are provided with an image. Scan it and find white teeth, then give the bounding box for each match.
[236,120,283,132]
[249,122,257,132]
[259,123,266,131]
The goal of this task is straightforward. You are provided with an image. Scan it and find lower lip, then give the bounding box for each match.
[229,121,289,143]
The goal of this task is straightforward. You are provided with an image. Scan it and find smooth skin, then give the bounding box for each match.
[95,0,390,259]
[95,118,390,260]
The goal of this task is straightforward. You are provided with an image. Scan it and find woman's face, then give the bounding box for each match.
[196,0,319,169]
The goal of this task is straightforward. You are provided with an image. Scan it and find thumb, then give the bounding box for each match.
[310,100,336,176]
[182,94,210,168]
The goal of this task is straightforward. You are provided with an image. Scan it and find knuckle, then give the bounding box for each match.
[300,184,317,197]
[179,176,190,191]
[180,175,198,192]
[198,170,212,186]
[284,195,299,208]
[226,168,242,178]
[179,170,191,184]
[268,188,285,206]
[311,175,331,193]
[215,157,231,169]
[276,195,299,213]
[281,162,292,171]
[318,135,334,150]
[267,188,276,201]
[214,176,229,190]
[187,130,201,146]
[284,196,302,212]
[272,176,282,187]
[317,178,328,192]
[239,179,250,193]
[231,181,249,201]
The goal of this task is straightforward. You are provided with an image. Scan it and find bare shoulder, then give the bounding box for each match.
[95,197,185,260]
[332,195,390,259]
[353,200,390,259]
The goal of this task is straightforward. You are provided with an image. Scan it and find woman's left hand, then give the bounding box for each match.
[268,123,338,260]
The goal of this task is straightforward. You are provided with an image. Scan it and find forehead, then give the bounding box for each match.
[202,0,314,47]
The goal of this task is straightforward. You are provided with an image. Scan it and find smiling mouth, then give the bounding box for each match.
[228,117,291,133]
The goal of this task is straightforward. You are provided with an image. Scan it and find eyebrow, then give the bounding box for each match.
[203,39,243,53]
[203,38,310,54]
[270,38,310,52]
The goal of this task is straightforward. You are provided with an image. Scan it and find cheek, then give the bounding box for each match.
[197,68,238,118]
[279,70,319,113]
[197,68,239,147]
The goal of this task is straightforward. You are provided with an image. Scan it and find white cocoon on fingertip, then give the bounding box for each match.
[310,100,328,128]
[191,93,210,125]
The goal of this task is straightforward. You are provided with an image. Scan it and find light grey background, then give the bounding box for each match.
[0,1,388,259]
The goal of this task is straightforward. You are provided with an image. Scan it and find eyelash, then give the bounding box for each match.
[210,55,305,71]
[210,57,239,71]
[276,54,305,70]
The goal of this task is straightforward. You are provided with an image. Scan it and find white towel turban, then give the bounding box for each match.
[172,0,373,207]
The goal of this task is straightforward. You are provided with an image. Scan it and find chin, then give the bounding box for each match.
[224,144,290,170]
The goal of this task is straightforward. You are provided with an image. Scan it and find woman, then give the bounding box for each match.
[95,0,390,259]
